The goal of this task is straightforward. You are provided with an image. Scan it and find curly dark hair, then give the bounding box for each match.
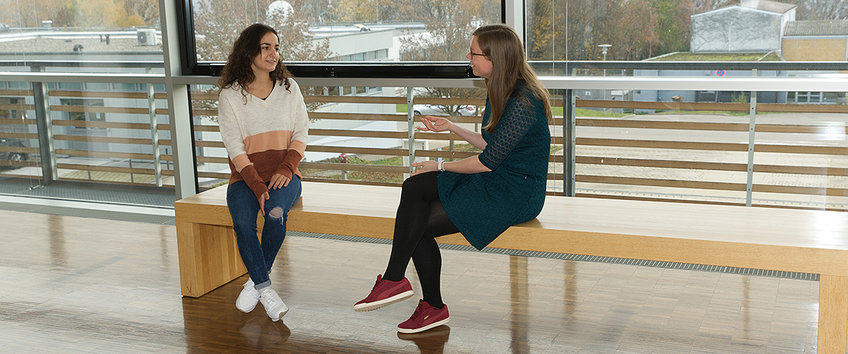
[218,23,292,97]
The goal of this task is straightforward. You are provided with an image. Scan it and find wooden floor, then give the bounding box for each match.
[0,208,820,353]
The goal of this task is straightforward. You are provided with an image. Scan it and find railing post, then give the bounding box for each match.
[746,89,757,207]
[563,89,576,197]
[31,65,56,184]
[147,67,162,187]
[407,87,415,174]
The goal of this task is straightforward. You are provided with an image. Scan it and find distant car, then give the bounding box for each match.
[412,104,477,116]
[0,138,28,165]
[0,23,9,32]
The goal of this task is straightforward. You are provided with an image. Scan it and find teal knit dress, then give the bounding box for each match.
[437,81,550,250]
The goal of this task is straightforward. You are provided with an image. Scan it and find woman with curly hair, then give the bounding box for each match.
[217,23,308,322]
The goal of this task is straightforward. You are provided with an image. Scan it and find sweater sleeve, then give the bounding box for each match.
[275,80,309,177]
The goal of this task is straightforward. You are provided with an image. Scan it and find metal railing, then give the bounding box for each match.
[1,61,847,210]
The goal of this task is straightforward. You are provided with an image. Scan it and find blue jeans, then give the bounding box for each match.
[226,176,302,290]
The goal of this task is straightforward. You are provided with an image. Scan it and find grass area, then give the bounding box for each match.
[399,104,628,118]
[651,52,781,61]
[652,110,750,116]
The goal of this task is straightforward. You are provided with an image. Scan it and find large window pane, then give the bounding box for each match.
[0,0,163,72]
[525,0,848,74]
[191,0,500,64]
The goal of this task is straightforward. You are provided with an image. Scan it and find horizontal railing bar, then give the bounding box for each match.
[0,146,38,153]
[196,156,227,164]
[304,95,407,104]
[755,144,848,155]
[0,89,33,96]
[4,59,846,71]
[0,60,164,68]
[0,71,166,84]
[577,156,748,171]
[307,112,408,121]
[753,185,848,196]
[50,90,151,99]
[577,119,749,131]
[50,105,150,115]
[577,175,747,191]
[0,118,36,125]
[577,100,749,112]
[0,103,34,110]
[52,120,161,130]
[0,132,38,140]
[577,138,748,151]
[300,162,407,173]
[53,134,154,145]
[57,163,154,174]
[307,146,408,156]
[55,149,154,160]
[310,129,407,139]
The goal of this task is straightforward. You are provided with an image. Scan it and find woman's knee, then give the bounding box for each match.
[401,172,436,200]
[266,205,286,219]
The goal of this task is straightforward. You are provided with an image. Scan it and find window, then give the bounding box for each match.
[182,0,501,77]
[524,0,848,76]
[0,1,163,72]
[789,91,843,104]
[62,99,106,123]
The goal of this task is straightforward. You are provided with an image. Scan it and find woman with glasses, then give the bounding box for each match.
[217,23,308,322]
[354,24,552,334]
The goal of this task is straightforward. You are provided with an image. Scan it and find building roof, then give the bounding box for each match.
[647,52,782,61]
[739,0,796,14]
[0,31,161,54]
[784,20,848,36]
[693,0,796,18]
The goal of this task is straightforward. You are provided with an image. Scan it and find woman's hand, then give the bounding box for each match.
[269,173,290,190]
[258,191,270,215]
[411,160,438,176]
[417,115,453,133]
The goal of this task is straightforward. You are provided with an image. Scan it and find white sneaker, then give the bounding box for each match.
[258,287,289,321]
[236,278,260,313]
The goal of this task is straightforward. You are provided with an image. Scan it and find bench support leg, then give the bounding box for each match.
[818,275,848,353]
[176,221,247,297]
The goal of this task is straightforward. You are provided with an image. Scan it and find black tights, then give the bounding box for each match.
[383,171,458,308]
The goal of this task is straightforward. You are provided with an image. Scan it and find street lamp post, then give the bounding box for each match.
[598,44,611,112]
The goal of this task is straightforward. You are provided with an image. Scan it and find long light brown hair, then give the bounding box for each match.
[473,24,552,133]
[218,23,292,98]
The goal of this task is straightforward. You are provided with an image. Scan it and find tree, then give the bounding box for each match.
[397,0,493,113]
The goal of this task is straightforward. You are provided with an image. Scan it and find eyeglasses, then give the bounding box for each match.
[469,51,487,57]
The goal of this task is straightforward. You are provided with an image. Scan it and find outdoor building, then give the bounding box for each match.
[782,19,848,61]
[690,0,796,53]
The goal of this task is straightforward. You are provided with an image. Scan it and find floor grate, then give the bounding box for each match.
[289,231,819,281]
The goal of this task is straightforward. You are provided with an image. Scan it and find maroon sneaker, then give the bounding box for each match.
[354,274,414,312]
[397,300,450,334]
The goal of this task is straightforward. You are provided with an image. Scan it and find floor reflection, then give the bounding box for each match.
[397,325,451,353]
[509,255,529,353]
[48,214,66,269]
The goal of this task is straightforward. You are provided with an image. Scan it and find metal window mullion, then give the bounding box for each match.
[147,67,162,187]
[407,87,415,174]
[31,65,56,183]
[564,88,576,197]
[160,0,197,198]
[746,86,758,206]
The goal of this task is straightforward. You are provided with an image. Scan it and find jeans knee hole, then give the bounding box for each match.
[268,207,283,219]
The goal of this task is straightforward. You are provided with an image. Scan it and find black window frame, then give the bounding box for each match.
[175,0,505,79]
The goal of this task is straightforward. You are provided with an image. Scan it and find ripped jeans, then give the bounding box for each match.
[226,176,302,290]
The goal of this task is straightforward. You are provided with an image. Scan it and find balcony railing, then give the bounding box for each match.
[1,61,847,210]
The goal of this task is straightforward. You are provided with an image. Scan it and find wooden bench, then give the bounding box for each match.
[175,181,848,352]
